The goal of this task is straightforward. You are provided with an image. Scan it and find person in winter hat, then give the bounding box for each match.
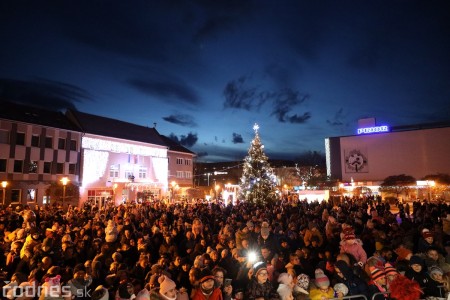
[277,273,294,300]
[427,266,448,298]
[334,260,369,298]
[105,219,119,243]
[384,263,399,290]
[339,227,367,265]
[404,255,431,297]
[38,275,62,300]
[333,283,348,299]
[65,268,93,300]
[192,268,223,300]
[150,275,178,300]
[293,273,309,299]
[309,269,334,300]
[367,267,388,300]
[245,262,280,300]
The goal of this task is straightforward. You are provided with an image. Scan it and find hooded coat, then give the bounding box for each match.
[334,260,369,298]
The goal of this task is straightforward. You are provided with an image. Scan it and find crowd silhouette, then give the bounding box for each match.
[1,196,449,300]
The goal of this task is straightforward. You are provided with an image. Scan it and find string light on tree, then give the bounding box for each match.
[239,123,277,204]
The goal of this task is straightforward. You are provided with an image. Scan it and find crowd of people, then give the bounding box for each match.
[1,196,450,300]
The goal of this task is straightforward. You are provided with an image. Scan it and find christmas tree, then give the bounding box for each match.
[239,123,278,204]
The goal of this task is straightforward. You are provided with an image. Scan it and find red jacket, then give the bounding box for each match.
[192,287,223,300]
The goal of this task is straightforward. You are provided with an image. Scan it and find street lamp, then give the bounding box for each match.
[60,177,69,208]
[1,181,7,204]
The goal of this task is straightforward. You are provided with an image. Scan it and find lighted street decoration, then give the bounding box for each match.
[357,125,389,135]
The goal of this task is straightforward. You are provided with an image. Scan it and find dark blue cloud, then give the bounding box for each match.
[232,133,244,144]
[270,89,310,123]
[0,78,91,110]
[327,108,347,127]
[163,114,197,127]
[169,132,198,147]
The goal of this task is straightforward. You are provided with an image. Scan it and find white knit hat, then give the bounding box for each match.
[158,275,176,295]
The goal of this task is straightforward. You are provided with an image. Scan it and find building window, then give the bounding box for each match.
[185,171,192,179]
[56,163,64,174]
[27,189,36,202]
[16,132,25,145]
[125,171,134,181]
[176,171,184,178]
[185,159,192,166]
[43,196,50,204]
[110,165,119,178]
[29,161,38,173]
[11,189,21,203]
[69,163,76,175]
[139,167,147,179]
[45,137,53,148]
[0,130,9,144]
[31,135,40,147]
[58,138,65,150]
[70,140,77,151]
[0,159,6,172]
[43,162,52,174]
[13,160,23,173]
[176,158,183,165]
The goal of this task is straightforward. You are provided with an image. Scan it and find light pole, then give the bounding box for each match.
[1,181,7,204]
[60,177,69,208]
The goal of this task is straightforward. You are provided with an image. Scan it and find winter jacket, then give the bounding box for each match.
[334,260,369,298]
[245,278,281,300]
[191,287,223,300]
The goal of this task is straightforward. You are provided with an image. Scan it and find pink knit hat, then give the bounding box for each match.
[158,275,176,295]
[314,269,330,288]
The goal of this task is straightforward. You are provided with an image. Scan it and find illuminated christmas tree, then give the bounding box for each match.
[239,123,277,204]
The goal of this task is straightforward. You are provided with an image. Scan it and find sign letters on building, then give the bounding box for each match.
[357,125,389,135]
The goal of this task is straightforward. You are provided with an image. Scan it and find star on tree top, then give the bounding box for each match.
[253,123,259,133]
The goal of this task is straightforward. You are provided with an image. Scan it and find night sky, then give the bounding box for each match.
[1,1,449,162]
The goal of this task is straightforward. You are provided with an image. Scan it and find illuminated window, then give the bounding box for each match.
[27,189,36,202]
[31,135,40,147]
[139,167,147,179]
[110,165,119,178]
[0,159,6,172]
[45,137,53,148]
[13,160,23,173]
[58,138,65,150]
[185,159,192,166]
[16,132,25,145]
[176,158,183,165]
[0,130,9,144]
[43,162,52,174]
[29,161,38,173]
[185,171,192,179]
[176,171,184,178]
